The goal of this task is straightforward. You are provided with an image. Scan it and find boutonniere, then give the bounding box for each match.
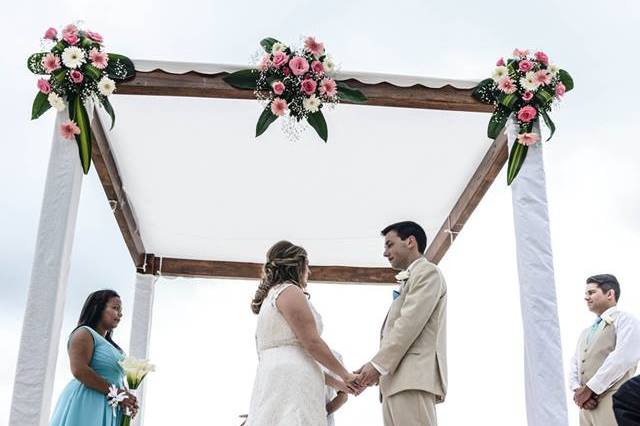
[395,270,410,283]
[602,315,614,326]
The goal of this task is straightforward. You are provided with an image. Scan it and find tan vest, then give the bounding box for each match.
[576,312,636,395]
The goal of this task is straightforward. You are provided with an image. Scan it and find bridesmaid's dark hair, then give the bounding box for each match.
[73,289,123,351]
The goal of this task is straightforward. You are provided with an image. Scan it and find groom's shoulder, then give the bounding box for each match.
[413,259,445,282]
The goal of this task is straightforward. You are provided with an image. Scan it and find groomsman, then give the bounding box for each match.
[613,375,640,426]
[570,274,640,426]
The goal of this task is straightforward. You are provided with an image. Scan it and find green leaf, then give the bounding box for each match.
[99,96,116,130]
[223,69,260,90]
[31,91,51,120]
[471,78,496,104]
[84,64,103,81]
[260,37,280,53]
[27,53,47,74]
[336,82,367,104]
[307,110,328,142]
[487,106,510,139]
[255,106,278,137]
[540,109,555,141]
[72,96,92,174]
[558,69,574,92]
[535,88,554,106]
[51,41,65,53]
[507,142,528,185]
[106,54,136,80]
[499,93,518,109]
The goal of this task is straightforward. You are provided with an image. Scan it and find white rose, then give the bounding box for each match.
[322,56,336,73]
[271,42,287,54]
[395,270,410,282]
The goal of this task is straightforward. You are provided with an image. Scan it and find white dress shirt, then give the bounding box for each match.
[371,256,425,376]
[569,306,640,394]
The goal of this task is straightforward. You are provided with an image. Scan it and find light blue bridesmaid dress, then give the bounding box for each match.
[49,326,125,426]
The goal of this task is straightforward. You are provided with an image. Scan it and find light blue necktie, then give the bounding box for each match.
[586,317,603,346]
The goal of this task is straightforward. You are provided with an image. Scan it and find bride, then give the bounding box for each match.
[246,241,358,426]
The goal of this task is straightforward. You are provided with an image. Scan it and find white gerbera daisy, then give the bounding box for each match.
[98,76,116,96]
[303,94,321,113]
[61,46,86,69]
[322,56,336,73]
[520,71,540,92]
[492,66,508,82]
[547,63,560,76]
[47,92,66,111]
[271,42,287,54]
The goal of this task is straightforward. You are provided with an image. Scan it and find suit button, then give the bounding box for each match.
[581,359,586,363]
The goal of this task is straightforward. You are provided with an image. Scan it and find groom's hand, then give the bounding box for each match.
[354,362,380,387]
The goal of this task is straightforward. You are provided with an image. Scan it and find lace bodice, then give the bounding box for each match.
[255,283,323,353]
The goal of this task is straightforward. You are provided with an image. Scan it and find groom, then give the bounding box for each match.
[354,221,447,426]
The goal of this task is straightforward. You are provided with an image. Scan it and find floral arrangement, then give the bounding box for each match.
[223,36,367,142]
[472,49,574,184]
[119,356,155,426]
[28,24,135,174]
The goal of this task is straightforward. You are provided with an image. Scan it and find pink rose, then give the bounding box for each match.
[89,49,108,69]
[496,57,505,66]
[272,51,289,68]
[272,81,285,95]
[37,78,52,94]
[300,78,317,96]
[63,33,79,45]
[304,36,325,57]
[497,77,517,94]
[44,27,57,40]
[86,31,104,43]
[517,105,537,123]
[62,24,78,36]
[512,48,529,59]
[270,98,288,116]
[555,82,566,97]
[534,51,549,65]
[288,56,309,76]
[311,60,324,75]
[518,60,534,73]
[516,132,539,146]
[70,69,84,84]
[60,120,81,140]
[522,91,533,102]
[41,53,61,73]
[319,78,337,97]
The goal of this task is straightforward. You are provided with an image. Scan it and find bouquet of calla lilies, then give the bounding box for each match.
[119,356,155,426]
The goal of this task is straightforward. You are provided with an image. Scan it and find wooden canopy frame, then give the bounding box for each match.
[90,69,507,284]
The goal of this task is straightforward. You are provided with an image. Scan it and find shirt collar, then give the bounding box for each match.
[599,306,618,319]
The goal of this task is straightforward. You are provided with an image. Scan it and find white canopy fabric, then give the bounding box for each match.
[101,62,491,267]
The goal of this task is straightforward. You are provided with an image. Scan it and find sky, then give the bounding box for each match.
[1,0,640,425]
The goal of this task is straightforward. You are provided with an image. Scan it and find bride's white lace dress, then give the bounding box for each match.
[246,283,326,426]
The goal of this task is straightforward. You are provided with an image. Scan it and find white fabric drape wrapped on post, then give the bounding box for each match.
[128,273,157,426]
[509,118,568,426]
[10,113,84,426]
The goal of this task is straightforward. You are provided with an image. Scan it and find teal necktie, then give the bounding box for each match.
[586,317,603,346]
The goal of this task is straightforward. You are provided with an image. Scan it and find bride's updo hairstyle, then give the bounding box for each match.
[251,240,308,314]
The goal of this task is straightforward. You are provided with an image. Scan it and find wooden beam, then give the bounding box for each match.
[116,70,494,113]
[425,131,509,264]
[144,257,397,284]
[91,113,146,267]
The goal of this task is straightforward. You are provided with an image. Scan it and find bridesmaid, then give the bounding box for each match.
[49,289,138,426]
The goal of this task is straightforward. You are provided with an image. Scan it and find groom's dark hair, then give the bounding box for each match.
[586,274,621,302]
[381,221,427,254]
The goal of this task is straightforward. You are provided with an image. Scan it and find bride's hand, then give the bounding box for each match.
[342,373,365,395]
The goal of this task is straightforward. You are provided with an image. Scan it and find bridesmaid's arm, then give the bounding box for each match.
[277,286,356,388]
[68,329,111,394]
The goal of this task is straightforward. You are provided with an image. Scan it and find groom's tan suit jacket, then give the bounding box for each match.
[372,257,448,402]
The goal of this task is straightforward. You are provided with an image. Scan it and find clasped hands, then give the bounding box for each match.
[573,385,598,410]
[336,362,381,396]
